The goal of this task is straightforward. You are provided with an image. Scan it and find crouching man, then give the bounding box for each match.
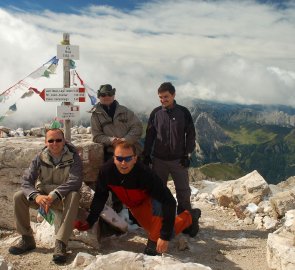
[74,141,201,255]
[9,128,83,264]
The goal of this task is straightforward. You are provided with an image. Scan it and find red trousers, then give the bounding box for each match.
[130,198,192,242]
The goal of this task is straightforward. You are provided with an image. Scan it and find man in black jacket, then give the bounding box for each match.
[74,141,200,255]
[143,82,196,215]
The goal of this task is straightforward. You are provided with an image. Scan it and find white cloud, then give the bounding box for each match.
[0,0,295,127]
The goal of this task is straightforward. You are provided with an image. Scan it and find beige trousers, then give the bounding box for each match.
[13,190,80,245]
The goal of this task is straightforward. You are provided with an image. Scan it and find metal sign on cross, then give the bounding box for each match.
[39,88,85,102]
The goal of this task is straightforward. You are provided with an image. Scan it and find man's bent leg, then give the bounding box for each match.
[131,199,193,255]
[131,199,192,241]
[173,210,192,235]
[51,191,79,263]
[54,191,80,245]
[14,190,38,236]
[146,209,197,239]
[130,199,162,256]
[9,191,38,255]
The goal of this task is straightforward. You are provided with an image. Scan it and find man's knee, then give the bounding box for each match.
[13,190,36,213]
[65,191,80,205]
[69,191,80,199]
[13,190,26,203]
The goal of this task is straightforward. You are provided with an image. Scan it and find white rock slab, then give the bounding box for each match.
[267,233,295,270]
[83,250,212,270]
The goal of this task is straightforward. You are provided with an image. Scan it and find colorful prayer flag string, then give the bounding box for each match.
[0,57,59,122]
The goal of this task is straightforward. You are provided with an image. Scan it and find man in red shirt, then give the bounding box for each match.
[75,141,200,255]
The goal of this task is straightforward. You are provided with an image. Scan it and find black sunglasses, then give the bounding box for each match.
[115,155,134,162]
[47,139,63,144]
[100,93,114,97]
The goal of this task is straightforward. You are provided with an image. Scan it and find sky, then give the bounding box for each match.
[0,0,295,127]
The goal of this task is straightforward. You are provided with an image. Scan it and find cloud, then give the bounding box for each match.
[1,0,295,128]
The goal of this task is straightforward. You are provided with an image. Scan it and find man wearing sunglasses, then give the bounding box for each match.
[74,141,200,256]
[9,128,83,264]
[90,84,143,219]
[90,84,143,160]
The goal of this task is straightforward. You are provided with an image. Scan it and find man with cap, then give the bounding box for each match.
[90,84,143,216]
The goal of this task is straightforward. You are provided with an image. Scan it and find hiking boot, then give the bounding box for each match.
[9,235,36,255]
[52,240,67,264]
[183,208,201,237]
[143,239,161,256]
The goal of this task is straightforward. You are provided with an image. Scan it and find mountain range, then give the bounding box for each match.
[188,99,295,184]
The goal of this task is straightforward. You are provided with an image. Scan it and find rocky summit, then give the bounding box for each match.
[0,128,294,269]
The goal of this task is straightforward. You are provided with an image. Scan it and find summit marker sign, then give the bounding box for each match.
[57,45,79,60]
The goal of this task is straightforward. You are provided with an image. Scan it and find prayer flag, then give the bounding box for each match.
[20,90,34,99]
[88,93,97,105]
[28,87,41,94]
[8,103,17,111]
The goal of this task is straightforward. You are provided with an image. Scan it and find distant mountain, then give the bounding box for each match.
[191,99,295,127]
[188,99,295,184]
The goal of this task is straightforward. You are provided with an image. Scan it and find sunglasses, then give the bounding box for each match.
[100,93,114,97]
[47,139,63,144]
[115,155,134,162]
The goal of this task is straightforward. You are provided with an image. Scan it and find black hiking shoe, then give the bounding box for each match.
[183,208,201,237]
[9,235,36,255]
[144,239,161,256]
[52,240,67,264]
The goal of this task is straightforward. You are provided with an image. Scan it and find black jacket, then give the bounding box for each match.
[87,160,177,241]
[144,101,196,160]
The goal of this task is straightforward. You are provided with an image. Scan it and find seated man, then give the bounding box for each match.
[9,128,83,264]
[75,141,201,255]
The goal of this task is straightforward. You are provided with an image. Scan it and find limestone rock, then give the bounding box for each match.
[84,251,212,270]
[212,170,270,207]
[267,233,295,270]
[72,252,95,268]
[100,205,128,233]
[267,209,295,269]
[73,137,104,185]
[0,126,10,138]
[176,236,189,251]
[79,182,95,209]
[32,220,56,248]
[29,127,46,137]
[270,191,295,218]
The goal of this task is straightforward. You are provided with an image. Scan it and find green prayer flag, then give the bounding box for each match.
[50,120,62,129]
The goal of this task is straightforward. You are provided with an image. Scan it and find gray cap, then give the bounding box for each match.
[97,84,116,97]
